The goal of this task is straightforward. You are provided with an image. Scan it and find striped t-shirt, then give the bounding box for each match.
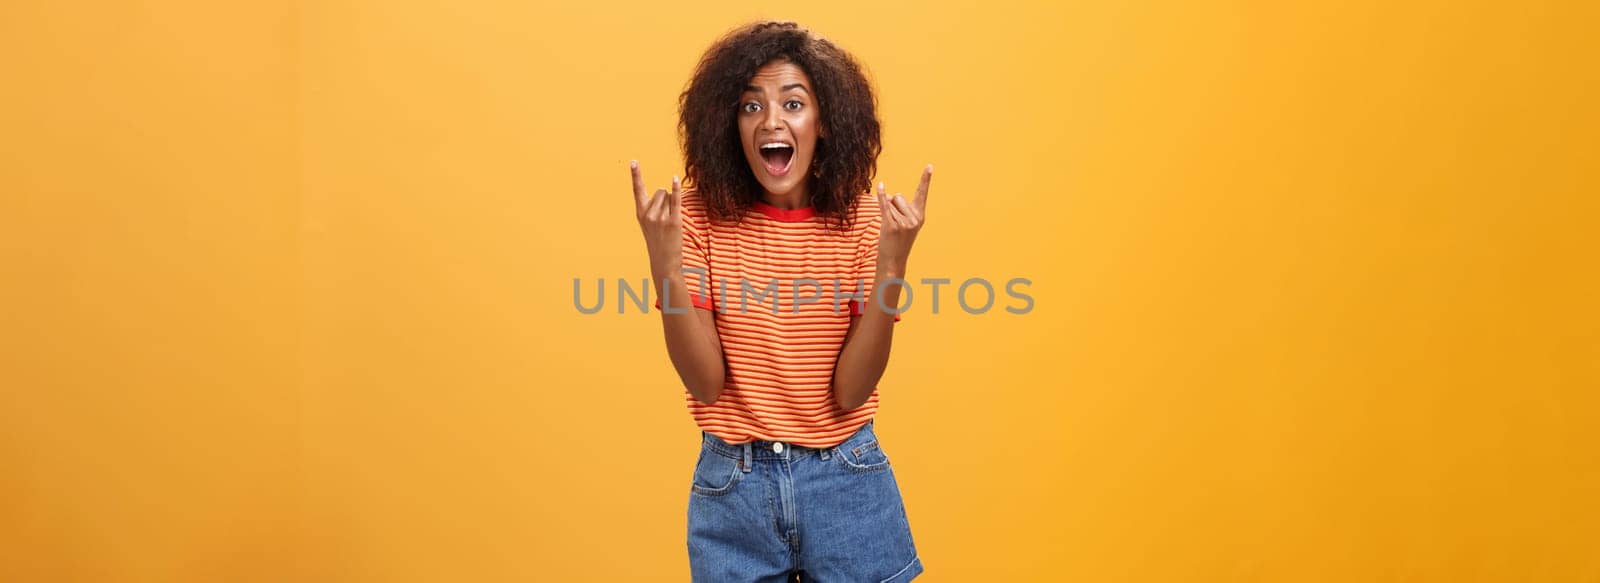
[660,187,897,449]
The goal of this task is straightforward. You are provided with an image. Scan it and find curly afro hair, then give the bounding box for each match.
[679,21,881,231]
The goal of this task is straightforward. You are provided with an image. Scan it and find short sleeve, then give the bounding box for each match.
[654,187,715,312]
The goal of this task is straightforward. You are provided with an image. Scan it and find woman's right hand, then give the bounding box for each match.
[633,161,724,402]
[630,160,683,277]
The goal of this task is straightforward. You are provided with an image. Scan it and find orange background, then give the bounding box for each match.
[3,1,1597,581]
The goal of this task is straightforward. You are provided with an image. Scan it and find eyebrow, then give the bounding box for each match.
[743,83,811,94]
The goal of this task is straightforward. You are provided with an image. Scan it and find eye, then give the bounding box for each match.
[742,102,761,113]
[784,100,803,111]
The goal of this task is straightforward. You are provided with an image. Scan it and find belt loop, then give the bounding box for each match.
[741,442,753,473]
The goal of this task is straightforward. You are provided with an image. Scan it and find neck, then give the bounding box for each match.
[761,180,811,209]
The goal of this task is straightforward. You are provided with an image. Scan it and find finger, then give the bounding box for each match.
[913,164,932,210]
[881,191,907,226]
[877,182,889,214]
[630,160,647,209]
[671,175,682,211]
[649,188,669,218]
[885,205,907,230]
[891,194,917,222]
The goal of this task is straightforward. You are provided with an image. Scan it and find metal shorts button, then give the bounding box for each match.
[772,442,783,453]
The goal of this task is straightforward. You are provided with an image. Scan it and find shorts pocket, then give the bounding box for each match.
[835,438,892,473]
[689,448,742,496]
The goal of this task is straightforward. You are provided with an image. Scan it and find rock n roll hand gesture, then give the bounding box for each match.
[875,165,933,275]
[630,160,683,278]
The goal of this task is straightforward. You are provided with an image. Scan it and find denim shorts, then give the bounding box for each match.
[686,419,924,582]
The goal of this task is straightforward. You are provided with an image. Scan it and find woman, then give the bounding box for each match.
[629,21,930,582]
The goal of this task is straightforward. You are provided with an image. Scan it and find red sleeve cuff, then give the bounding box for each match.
[654,292,715,312]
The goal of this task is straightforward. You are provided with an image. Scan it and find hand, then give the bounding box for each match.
[630,160,683,277]
[876,164,932,276]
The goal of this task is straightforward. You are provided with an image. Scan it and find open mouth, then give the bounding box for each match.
[759,143,795,177]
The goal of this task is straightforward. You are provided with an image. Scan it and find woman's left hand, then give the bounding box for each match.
[876,165,932,276]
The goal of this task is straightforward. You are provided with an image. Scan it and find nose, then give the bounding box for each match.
[763,107,783,131]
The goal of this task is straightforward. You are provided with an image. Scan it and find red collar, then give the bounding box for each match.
[751,201,816,222]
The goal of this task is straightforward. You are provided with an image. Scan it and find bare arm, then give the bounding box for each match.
[832,166,932,410]
[832,264,906,410]
[655,270,725,405]
[632,162,726,404]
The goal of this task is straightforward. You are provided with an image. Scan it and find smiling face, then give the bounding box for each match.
[738,60,821,202]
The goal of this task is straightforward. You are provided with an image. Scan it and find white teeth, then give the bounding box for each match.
[760,143,793,150]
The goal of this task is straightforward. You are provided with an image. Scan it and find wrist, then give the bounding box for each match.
[650,258,684,281]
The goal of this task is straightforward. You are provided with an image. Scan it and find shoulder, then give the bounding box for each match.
[680,185,708,215]
[679,185,713,230]
[853,189,880,214]
[849,190,882,237]
[680,185,703,206]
